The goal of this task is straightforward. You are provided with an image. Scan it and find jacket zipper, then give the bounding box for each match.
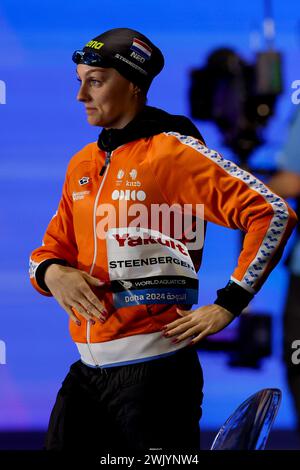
[87,149,112,368]
[99,150,112,176]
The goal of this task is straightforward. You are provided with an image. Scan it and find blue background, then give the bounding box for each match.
[0,0,300,431]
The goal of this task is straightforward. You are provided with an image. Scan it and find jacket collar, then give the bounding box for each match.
[97,105,205,152]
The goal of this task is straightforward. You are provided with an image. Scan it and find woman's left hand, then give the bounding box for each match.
[162,304,236,345]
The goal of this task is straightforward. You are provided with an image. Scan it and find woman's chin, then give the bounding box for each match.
[86,114,103,126]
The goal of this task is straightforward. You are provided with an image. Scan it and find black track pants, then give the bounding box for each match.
[45,345,204,452]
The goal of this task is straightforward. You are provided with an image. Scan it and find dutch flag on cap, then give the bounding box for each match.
[130,38,152,60]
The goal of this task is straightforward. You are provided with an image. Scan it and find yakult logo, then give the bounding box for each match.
[111,189,146,201]
[112,233,189,256]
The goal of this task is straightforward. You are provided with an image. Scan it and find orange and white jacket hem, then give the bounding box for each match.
[76,332,190,368]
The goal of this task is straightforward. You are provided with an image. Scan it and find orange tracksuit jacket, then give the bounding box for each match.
[29,128,298,368]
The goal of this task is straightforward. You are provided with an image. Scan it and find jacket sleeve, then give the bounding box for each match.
[29,167,78,296]
[149,132,298,314]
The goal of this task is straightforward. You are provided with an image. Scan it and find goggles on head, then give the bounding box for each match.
[72,50,112,68]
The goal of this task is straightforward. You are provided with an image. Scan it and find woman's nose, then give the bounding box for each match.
[77,83,89,102]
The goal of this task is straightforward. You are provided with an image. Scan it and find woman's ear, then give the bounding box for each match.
[130,82,142,96]
[129,82,147,105]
